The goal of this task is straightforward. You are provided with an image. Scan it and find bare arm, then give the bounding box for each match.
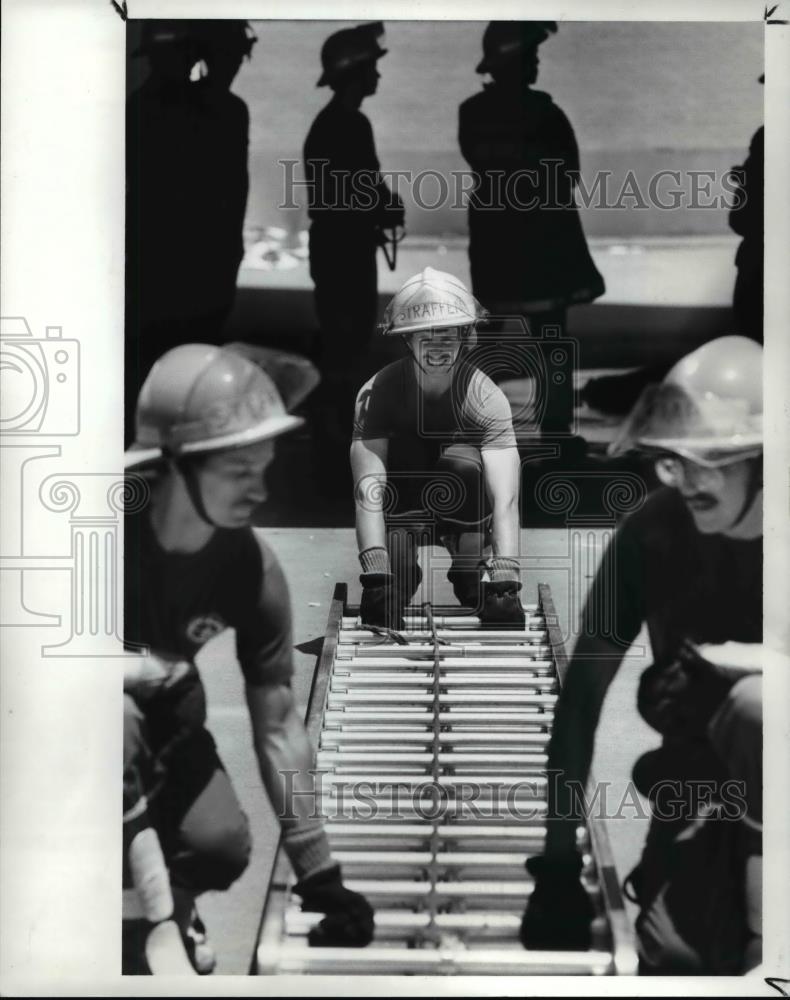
[481,445,521,557]
[351,436,389,555]
[544,633,628,856]
[245,682,318,831]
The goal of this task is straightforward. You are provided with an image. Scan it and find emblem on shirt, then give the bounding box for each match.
[185,613,227,646]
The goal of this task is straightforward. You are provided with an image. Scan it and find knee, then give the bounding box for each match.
[728,675,762,727]
[708,675,762,754]
[708,675,762,826]
[196,814,252,891]
[435,446,487,525]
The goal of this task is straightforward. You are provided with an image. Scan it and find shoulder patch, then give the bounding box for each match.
[185,613,227,646]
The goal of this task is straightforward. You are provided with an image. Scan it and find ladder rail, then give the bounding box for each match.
[255,583,637,975]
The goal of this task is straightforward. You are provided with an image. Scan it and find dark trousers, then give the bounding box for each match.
[384,440,492,606]
[630,677,762,974]
[123,695,251,900]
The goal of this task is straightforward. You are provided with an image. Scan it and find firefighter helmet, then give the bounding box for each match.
[132,20,195,57]
[476,21,557,75]
[317,22,387,87]
[380,267,486,338]
[608,336,763,462]
[190,20,258,58]
[125,344,303,468]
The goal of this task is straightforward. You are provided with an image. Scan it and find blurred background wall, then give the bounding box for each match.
[127,20,764,241]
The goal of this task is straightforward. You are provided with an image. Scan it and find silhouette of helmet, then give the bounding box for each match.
[317,22,387,87]
[608,336,763,462]
[380,267,486,337]
[476,21,557,74]
[126,344,303,467]
[191,20,258,58]
[132,20,195,57]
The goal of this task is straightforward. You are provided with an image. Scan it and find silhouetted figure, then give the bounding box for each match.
[304,22,404,494]
[125,20,256,443]
[126,22,200,438]
[729,79,763,345]
[459,22,604,435]
[191,21,257,336]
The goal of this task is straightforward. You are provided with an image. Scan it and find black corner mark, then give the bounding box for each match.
[765,4,789,22]
[766,979,790,997]
[110,0,127,21]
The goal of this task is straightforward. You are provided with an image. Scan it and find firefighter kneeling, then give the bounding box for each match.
[350,267,524,629]
[521,336,766,974]
[123,345,373,973]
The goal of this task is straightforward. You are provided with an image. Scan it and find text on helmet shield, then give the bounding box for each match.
[397,301,468,324]
[202,386,281,437]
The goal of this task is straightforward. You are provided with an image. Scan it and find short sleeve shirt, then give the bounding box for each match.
[125,510,294,689]
[582,487,762,663]
[353,358,517,450]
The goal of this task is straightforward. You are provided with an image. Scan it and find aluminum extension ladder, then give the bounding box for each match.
[255,582,637,975]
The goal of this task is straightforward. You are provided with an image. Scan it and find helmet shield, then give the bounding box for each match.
[476,21,557,74]
[125,345,303,468]
[608,381,763,462]
[317,22,387,87]
[380,266,486,337]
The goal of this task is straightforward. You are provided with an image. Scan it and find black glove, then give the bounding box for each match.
[479,580,526,629]
[359,572,404,631]
[637,641,743,738]
[520,852,594,951]
[293,864,374,948]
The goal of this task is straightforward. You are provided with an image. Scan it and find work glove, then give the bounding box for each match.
[359,572,405,632]
[294,864,375,947]
[479,558,525,628]
[637,640,743,739]
[520,851,594,951]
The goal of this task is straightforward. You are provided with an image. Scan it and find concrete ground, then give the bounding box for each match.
[197,524,658,974]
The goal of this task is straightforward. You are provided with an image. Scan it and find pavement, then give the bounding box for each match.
[197,521,658,974]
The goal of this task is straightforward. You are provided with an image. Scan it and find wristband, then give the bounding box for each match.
[489,556,521,584]
[359,546,391,575]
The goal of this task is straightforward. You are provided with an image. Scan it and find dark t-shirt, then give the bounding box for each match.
[125,509,294,726]
[353,358,517,450]
[582,487,762,663]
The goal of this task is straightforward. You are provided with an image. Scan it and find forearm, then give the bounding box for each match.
[544,638,625,855]
[249,684,317,829]
[351,438,389,554]
[247,682,336,881]
[490,497,520,558]
[355,502,387,555]
[544,683,600,855]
